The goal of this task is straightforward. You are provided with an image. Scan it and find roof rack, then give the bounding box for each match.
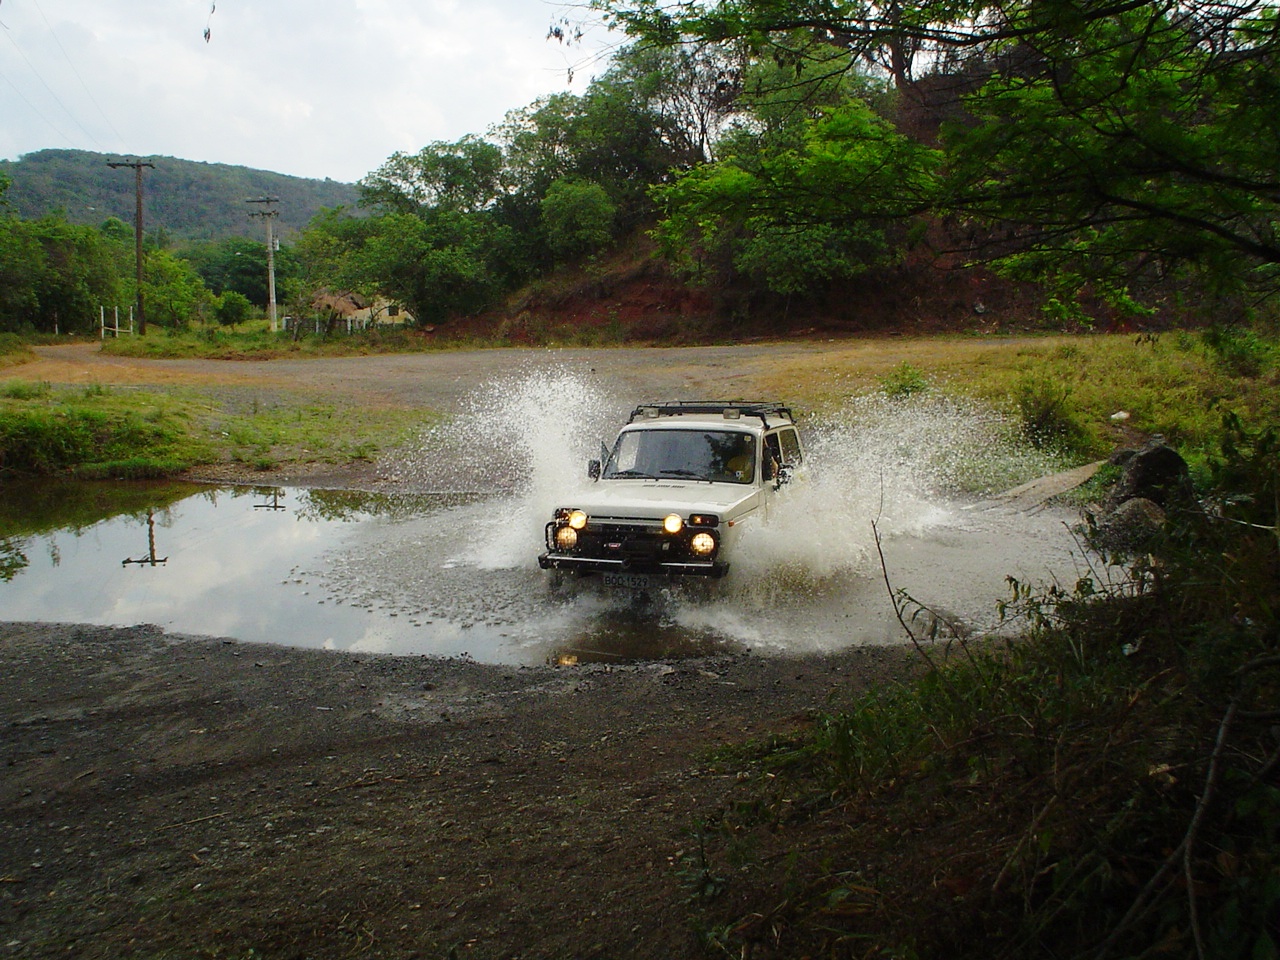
[627,401,793,429]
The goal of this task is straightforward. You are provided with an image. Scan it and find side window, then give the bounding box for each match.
[779,428,802,464]
[762,433,783,480]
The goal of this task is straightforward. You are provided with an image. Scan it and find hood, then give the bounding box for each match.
[569,479,758,520]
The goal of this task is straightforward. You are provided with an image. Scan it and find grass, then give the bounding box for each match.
[0,381,430,479]
[97,320,502,360]
[0,333,35,368]
[776,331,1280,468]
[0,385,217,478]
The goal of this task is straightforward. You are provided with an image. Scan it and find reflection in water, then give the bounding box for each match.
[0,537,29,582]
[121,509,169,567]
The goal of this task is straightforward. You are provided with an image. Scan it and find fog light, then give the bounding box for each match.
[555,526,578,550]
[663,513,684,534]
[568,509,588,530]
[690,531,716,556]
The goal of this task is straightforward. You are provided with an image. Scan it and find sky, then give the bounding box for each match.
[0,0,619,183]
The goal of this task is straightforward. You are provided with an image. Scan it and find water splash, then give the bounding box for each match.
[726,392,1068,586]
[319,371,1081,660]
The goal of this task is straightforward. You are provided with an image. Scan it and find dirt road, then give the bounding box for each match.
[13,336,1042,412]
[1,341,942,959]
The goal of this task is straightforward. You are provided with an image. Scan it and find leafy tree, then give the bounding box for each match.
[179,236,300,309]
[541,179,618,262]
[359,136,505,215]
[0,217,44,332]
[141,249,214,329]
[13,217,121,333]
[493,93,583,200]
[941,3,1280,312]
[359,211,513,325]
[591,0,1280,313]
[293,207,381,305]
[214,290,253,327]
[655,100,939,295]
[296,206,513,326]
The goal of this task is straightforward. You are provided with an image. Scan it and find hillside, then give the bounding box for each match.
[0,149,359,241]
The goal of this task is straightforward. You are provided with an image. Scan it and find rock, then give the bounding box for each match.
[1089,438,1198,554]
[1105,438,1194,512]
[1091,497,1167,553]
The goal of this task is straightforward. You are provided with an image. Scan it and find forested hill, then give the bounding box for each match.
[0,149,359,241]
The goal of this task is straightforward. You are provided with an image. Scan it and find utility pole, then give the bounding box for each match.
[107,159,155,335]
[246,197,280,332]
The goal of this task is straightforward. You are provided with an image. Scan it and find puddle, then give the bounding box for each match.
[0,375,1101,665]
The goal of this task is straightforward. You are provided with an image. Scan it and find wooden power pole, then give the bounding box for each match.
[107,158,155,335]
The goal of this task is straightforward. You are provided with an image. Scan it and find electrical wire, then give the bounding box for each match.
[32,0,127,149]
[0,63,77,148]
[0,7,110,153]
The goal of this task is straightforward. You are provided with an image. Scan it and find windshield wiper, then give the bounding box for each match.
[607,469,656,479]
[657,469,705,479]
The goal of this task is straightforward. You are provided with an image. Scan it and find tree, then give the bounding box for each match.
[591,0,1280,313]
[541,179,618,262]
[182,237,270,304]
[214,290,253,328]
[359,136,505,216]
[941,3,1280,312]
[655,99,939,295]
[141,249,214,329]
[359,211,513,325]
[0,218,44,332]
[21,217,120,333]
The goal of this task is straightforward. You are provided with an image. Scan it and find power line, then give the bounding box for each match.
[32,0,126,149]
[0,14,110,153]
[0,64,77,148]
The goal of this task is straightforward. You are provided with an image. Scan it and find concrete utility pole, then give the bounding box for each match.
[246,197,280,332]
[107,158,155,334]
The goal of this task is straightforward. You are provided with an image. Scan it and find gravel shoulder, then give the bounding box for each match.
[0,621,919,959]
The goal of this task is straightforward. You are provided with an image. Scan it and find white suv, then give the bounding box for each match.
[538,401,804,586]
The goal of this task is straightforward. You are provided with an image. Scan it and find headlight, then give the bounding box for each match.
[555,526,578,550]
[568,509,588,530]
[663,513,684,534]
[689,531,717,556]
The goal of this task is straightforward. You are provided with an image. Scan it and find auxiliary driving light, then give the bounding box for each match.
[555,526,578,550]
[663,513,684,534]
[690,531,717,556]
[568,509,588,530]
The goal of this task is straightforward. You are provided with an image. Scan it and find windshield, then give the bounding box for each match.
[603,428,756,484]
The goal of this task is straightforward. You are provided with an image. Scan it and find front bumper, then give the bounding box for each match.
[538,552,728,578]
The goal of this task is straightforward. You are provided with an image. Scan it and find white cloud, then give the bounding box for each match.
[0,0,618,181]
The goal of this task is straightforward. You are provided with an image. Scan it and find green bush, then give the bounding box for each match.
[1012,372,1090,453]
[877,360,930,398]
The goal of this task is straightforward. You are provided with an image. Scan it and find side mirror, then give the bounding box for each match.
[588,459,601,480]
[775,464,794,488]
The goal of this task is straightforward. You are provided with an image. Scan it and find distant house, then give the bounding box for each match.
[305,291,415,330]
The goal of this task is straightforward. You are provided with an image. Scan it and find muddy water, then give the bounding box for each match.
[0,374,1095,665]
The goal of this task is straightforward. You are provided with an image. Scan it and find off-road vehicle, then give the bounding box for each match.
[538,401,804,588]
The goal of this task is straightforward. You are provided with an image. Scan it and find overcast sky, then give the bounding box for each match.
[0,0,618,183]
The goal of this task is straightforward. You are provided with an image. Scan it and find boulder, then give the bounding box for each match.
[1088,439,1196,554]
[1105,438,1195,511]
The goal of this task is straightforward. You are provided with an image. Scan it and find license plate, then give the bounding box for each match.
[603,572,652,590]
